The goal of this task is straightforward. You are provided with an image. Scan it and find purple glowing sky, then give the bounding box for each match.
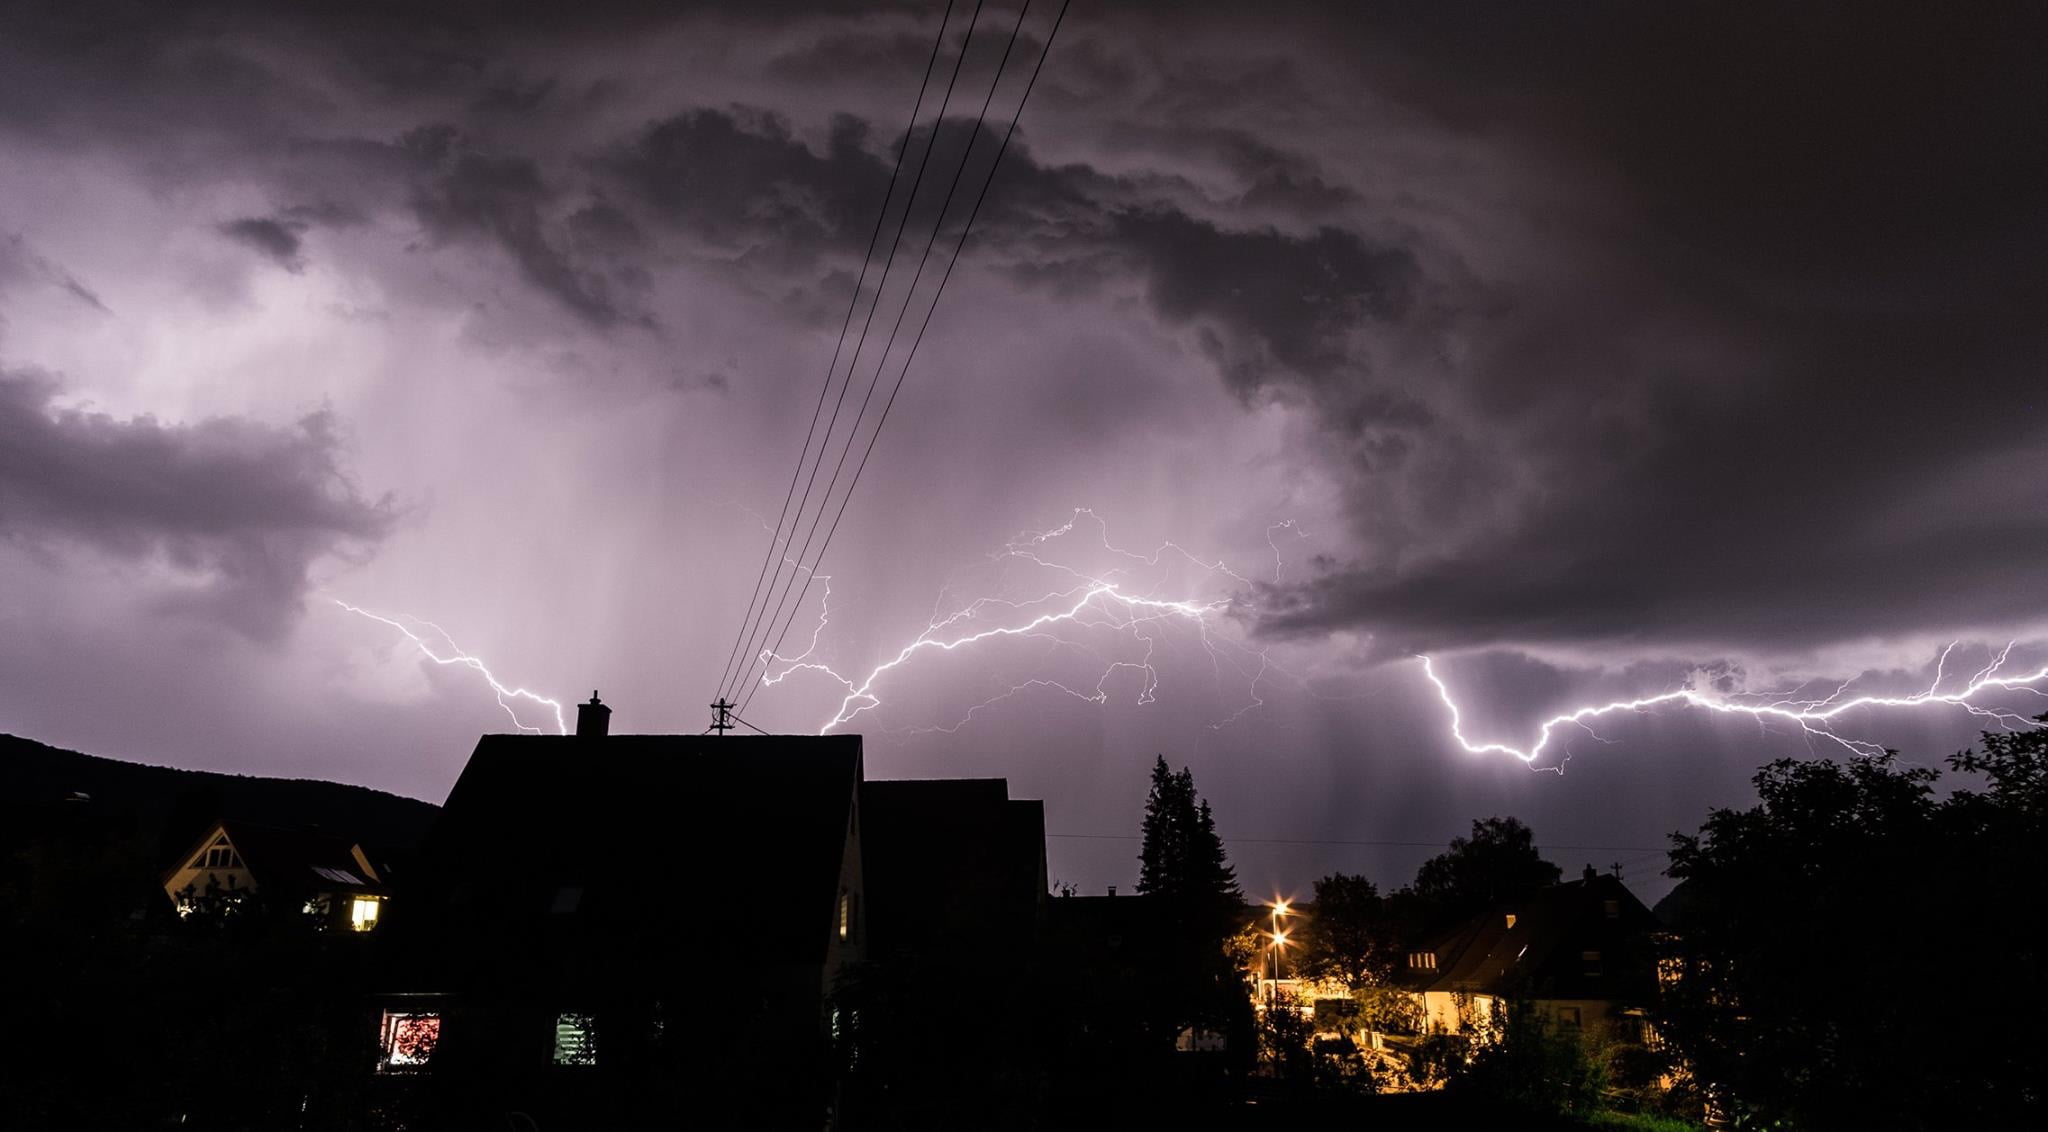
[4,1,2044,899]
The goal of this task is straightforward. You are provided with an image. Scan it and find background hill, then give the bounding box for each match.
[1,733,440,922]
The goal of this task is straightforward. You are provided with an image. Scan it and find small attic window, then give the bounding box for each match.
[1408,951,1437,971]
[1604,899,1621,919]
[1504,913,1518,930]
[200,837,243,870]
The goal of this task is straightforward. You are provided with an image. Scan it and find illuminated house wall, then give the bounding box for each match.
[160,818,391,929]
[1398,872,1661,1041]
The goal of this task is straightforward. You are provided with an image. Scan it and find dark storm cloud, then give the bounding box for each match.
[218,216,307,272]
[0,371,395,639]
[1230,1,2048,657]
[609,109,891,264]
[411,137,641,328]
[605,105,1418,397]
[6,0,2043,664]
[1105,210,1415,397]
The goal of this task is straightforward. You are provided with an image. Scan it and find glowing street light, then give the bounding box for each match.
[1267,897,1294,1013]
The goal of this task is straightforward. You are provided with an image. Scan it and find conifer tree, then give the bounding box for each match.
[1136,756,1240,910]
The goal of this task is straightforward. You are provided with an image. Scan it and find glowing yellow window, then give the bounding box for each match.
[350,896,382,931]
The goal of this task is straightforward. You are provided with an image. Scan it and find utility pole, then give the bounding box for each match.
[710,698,736,735]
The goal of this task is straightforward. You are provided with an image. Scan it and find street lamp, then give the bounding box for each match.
[1268,898,1293,1012]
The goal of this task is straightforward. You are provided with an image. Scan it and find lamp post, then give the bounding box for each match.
[1268,898,1291,1013]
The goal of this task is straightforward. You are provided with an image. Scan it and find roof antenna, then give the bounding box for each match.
[709,697,736,736]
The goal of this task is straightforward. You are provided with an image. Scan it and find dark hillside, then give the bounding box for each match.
[0,733,440,923]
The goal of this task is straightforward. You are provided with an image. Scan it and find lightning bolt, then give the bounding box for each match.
[332,600,567,735]
[741,507,2046,764]
[751,508,1297,735]
[1418,642,2048,768]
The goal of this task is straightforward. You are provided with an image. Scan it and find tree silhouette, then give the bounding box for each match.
[1299,873,1399,986]
[1410,816,1560,928]
[1661,730,2048,1129]
[1136,756,1239,909]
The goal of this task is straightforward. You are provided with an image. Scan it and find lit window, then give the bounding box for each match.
[554,1013,597,1066]
[350,896,382,932]
[1408,952,1437,970]
[838,890,858,941]
[378,1012,441,1072]
[1557,1006,1582,1029]
[1504,913,1518,929]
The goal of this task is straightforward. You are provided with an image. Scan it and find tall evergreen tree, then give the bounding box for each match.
[1136,756,1240,908]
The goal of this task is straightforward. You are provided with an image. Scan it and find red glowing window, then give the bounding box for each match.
[378,1011,442,1072]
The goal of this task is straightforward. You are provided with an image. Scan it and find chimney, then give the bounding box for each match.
[1582,863,1599,883]
[1106,885,1117,897]
[576,691,611,738]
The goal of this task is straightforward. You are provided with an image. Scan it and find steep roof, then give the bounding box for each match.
[859,778,1046,961]
[1404,874,1660,1002]
[403,733,862,976]
[166,819,385,896]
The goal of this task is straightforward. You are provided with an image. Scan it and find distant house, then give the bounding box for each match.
[1399,868,1661,1041]
[161,818,390,930]
[374,711,869,1126]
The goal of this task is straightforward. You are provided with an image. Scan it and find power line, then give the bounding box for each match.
[731,0,1021,710]
[724,0,993,706]
[716,0,978,704]
[738,0,1069,718]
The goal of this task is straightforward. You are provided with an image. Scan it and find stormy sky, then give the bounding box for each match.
[4,0,2044,899]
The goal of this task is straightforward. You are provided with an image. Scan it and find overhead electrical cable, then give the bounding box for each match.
[715,0,981,702]
[724,0,990,705]
[737,0,1069,717]
[728,0,1018,705]
[732,0,1043,711]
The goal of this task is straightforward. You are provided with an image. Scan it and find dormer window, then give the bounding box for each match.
[350,896,382,932]
[1408,951,1437,971]
[200,837,242,870]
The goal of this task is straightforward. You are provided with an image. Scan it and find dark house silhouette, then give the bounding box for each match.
[858,777,1046,963]
[1399,868,1660,1039]
[377,726,866,1127]
[836,778,1049,1123]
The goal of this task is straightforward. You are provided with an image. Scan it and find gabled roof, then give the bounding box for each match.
[860,778,1046,960]
[165,819,386,895]
[405,733,862,973]
[1404,874,1660,1001]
